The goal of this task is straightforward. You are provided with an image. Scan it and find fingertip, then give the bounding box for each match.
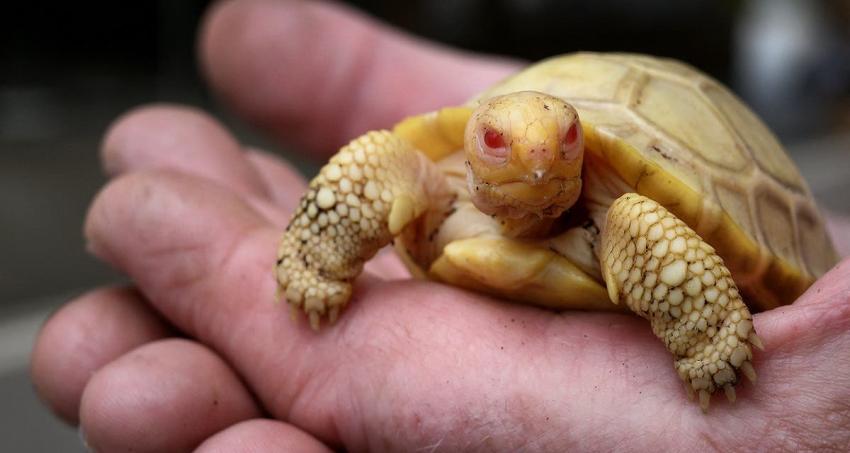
[84,169,269,273]
[200,0,359,150]
[199,0,300,137]
[100,103,266,197]
[30,286,171,424]
[197,419,333,453]
[79,339,260,453]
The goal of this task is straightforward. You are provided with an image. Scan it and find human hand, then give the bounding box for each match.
[31,1,850,451]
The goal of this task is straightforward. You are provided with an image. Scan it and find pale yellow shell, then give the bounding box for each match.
[469,53,837,309]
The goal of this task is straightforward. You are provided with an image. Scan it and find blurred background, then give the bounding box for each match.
[2,0,849,450]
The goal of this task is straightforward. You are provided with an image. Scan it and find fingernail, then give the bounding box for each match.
[78,425,93,452]
[84,237,108,262]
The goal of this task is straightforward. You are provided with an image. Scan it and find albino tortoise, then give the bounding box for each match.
[275,52,838,411]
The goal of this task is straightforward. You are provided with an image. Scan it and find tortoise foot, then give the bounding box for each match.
[675,330,761,412]
[601,193,761,412]
[276,254,351,331]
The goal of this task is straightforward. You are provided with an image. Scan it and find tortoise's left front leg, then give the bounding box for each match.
[600,193,763,411]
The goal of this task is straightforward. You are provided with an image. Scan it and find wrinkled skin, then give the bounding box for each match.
[29,1,850,451]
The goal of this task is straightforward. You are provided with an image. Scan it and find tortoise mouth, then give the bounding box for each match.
[497,178,575,207]
[467,170,582,219]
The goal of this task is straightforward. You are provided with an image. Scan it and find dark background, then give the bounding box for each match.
[1,1,849,450]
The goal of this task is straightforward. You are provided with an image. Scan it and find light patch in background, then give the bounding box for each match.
[0,307,52,377]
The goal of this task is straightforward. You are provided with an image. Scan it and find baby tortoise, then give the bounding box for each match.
[276,53,838,411]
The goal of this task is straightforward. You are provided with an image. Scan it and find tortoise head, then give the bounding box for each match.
[464,91,584,222]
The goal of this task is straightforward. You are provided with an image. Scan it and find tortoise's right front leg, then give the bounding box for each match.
[600,193,763,411]
[276,130,449,330]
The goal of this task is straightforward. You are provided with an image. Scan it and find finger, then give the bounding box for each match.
[101,104,268,198]
[30,286,171,424]
[80,339,260,453]
[80,166,396,359]
[102,104,313,225]
[199,0,521,155]
[196,419,332,453]
[84,166,400,329]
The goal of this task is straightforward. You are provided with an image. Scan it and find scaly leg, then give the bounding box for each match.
[276,130,451,329]
[600,193,763,411]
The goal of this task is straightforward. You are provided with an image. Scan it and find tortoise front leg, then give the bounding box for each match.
[276,130,451,330]
[600,193,763,411]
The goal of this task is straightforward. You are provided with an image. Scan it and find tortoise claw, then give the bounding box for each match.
[308,310,321,331]
[699,390,711,413]
[329,306,340,325]
[749,333,765,351]
[741,361,757,383]
[685,383,695,401]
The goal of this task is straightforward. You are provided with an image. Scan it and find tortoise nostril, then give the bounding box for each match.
[528,148,550,158]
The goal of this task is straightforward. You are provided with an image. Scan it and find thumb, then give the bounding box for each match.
[199,0,520,155]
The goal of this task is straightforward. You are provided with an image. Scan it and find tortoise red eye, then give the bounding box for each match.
[484,129,505,148]
[564,123,578,145]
